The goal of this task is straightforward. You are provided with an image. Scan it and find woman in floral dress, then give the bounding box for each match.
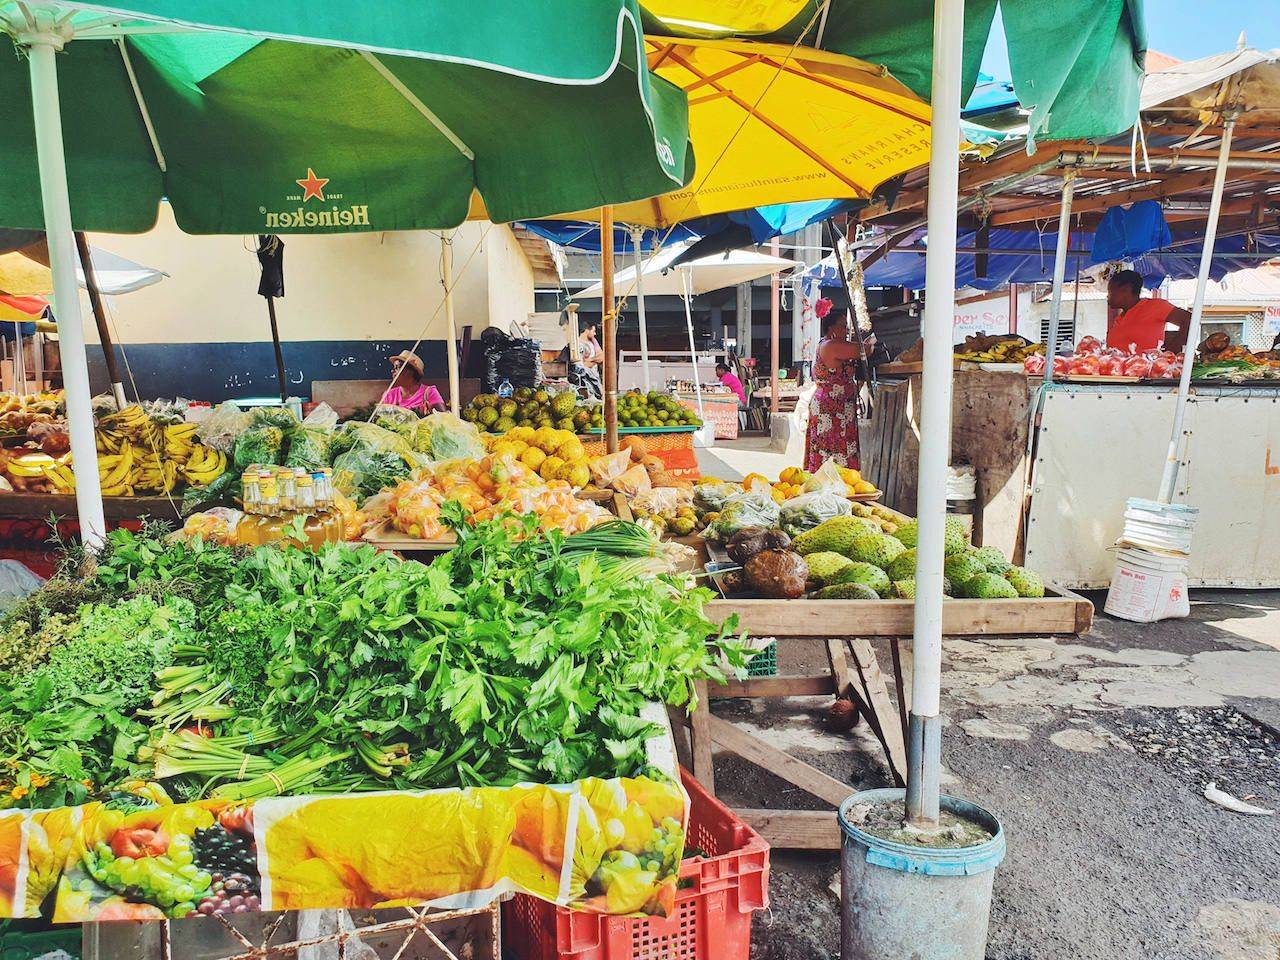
[804,307,872,471]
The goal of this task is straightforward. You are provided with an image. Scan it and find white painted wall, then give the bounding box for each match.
[1023,296,1110,345]
[83,204,531,346]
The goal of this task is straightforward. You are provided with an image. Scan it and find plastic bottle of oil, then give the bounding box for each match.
[254,467,284,544]
[295,468,328,550]
[318,467,345,542]
[238,468,263,546]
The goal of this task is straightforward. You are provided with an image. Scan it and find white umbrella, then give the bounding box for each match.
[575,243,795,435]
[573,243,796,299]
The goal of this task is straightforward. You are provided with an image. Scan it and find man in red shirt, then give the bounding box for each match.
[1106,269,1191,352]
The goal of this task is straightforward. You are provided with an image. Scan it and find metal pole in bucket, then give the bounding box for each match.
[21,24,106,547]
[1042,169,1077,385]
[632,226,652,392]
[906,0,965,830]
[1157,117,1235,503]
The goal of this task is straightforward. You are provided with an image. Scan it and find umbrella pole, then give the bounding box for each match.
[1159,117,1235,503]
[769,237,781,416]
[632,227,651,392]
[75,231,127,410]
[906,0,965,831]
[601,207,618,453]
[441,230,460,415]
[1042,168,1077,386]
[265,296,288,404]
[681,268,705,421]
[23,33,106,546]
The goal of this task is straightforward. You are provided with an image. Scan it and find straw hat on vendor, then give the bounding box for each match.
[382,350,446,413]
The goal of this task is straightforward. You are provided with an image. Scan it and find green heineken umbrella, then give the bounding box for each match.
[0,0,693,543]
[0,1,692,233]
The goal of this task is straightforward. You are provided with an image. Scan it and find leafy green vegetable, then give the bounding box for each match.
[231,426,284,468]
[0,510,744,806]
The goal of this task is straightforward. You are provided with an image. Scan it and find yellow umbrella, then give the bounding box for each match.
[0,251,55,298]
[552,37,930,228]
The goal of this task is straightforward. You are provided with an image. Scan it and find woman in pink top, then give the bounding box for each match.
[715,363,747,405]
[381,350,446,413]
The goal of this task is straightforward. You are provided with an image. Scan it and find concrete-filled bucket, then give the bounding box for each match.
[839,788,1005,960]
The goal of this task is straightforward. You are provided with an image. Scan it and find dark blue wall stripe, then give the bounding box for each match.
[86,341,449,403]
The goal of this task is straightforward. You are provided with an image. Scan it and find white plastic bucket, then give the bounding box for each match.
[1119,498,1198,555]
[1104,546,1190,622]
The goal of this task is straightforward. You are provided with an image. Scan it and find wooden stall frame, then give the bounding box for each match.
[678,587,1092,849]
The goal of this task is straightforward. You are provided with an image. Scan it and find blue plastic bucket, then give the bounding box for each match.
[838,788,1005,960]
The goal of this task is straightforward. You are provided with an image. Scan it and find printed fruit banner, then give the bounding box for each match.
[0,775,686,922]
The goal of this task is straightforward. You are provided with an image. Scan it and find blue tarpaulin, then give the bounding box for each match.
[519,199,855,254]
[807,228,1280,291]
[1091,200,1172,263]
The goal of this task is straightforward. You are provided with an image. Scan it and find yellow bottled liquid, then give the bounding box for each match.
[238,469,263,546]
[295,469,327,550]
[318,468,344,543]
[254,469,284,545]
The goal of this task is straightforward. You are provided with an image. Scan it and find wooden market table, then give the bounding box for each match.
[674,588,1093,849]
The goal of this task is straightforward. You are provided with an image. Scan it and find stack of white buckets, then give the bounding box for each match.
[1103,498,1199,622]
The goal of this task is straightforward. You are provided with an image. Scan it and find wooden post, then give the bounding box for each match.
[265,297,288,404]
[600,206,619,453]
[769,236,780,416]
[74,232,126,409]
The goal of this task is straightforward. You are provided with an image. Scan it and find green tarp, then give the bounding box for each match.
[642,0,1146,146]
[0,1,693,233]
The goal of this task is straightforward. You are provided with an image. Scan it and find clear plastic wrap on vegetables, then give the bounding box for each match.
[282,426,333,471]
[705,489,780,541]
[413,412,485,461]
[779,490,853,536]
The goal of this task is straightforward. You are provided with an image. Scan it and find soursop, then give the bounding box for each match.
[803,551,854,586]
[886,549,916,582]
[966,572,1019,599]
[847,530,906,569]
[829,561,891,597]
[1004,566,1045,598]
[943,553,986,590]
[793,515,870,557]
[890,576,954,599]
[888,516,968,555]
[973,545,1011,575]
[815,582,881,600]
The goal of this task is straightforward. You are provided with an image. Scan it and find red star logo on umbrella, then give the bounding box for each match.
[296,168,329,203]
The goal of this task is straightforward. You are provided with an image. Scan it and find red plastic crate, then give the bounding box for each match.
[504,769,770,960]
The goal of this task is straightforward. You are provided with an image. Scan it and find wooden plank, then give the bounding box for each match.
[847,637,908,785]
[666,706,693,772]
[824,642,855,701]
[1,492,181,522]
[705,714,851,807]
[705,592,1084,637]
[689,681,715,792]
[888,638,910,749]
[738,809,840,850]
[714,675,835,699]
[1049,582,1095,637]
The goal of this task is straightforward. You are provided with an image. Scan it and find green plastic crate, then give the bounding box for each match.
[746,641,777,677]
[0,927,81,960]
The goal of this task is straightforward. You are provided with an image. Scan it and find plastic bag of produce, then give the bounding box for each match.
[779,490,852,536]
[612,463,652,498]
[328,421,414,460]
[693,480,741,512]
[590,449,632,487]
[371,403,420,437]
[232,425,285,468]
[706,489,780,541]
[180,468,239,515]
[197,401,250,453]
[302,402,340,430]
[803,459,848,494]
[283,426,333,470]
[249,405,299,432]
[413,412,485,460]
[331,448,411,499]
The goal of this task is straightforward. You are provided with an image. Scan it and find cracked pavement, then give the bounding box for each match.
[711,590,1280,960]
